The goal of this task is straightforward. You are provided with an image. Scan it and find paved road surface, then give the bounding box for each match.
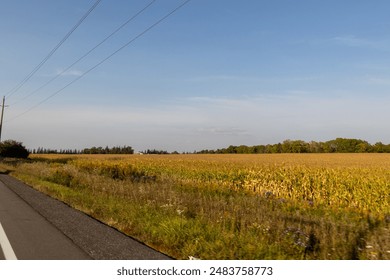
[0,174,171,260]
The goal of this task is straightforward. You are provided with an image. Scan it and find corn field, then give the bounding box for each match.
[68,154,390,217]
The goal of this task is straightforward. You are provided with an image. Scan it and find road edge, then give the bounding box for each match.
[0,174,173,260]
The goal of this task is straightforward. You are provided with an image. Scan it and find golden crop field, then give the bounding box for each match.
[6,153,390,259]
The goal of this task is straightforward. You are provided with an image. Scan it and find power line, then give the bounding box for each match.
[8,0,192,122]
[11,0,157,106]
[5,0,102,99]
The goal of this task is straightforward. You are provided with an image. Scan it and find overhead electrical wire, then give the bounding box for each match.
[11,0,157,106]
[5,0,102,99]
[8,0,192,122]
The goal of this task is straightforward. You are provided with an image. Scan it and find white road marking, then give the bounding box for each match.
[0,222,17,260]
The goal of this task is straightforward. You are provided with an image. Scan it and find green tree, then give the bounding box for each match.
[0,140,30,159]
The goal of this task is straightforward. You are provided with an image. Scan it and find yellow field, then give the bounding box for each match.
[32,153,390,217]
[29,152,390,166]
[9,153,390,259]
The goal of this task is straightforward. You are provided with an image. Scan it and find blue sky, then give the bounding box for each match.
[1,0,390,152]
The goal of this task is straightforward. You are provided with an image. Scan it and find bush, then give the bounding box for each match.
[0,140,30,159]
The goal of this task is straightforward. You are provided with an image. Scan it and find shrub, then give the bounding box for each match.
[0,140,30,159]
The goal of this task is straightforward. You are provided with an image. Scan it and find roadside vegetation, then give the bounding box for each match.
[0,140,29,159]
[1,153,389,259]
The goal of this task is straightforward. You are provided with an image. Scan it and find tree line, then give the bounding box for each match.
[31,147,176,155]
[197,138,390,154]
[28,138,390,155]
[32,145,134,155]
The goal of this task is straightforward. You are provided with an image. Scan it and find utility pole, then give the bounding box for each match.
[0,96,5,142]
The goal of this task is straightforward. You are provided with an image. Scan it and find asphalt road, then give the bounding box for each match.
[0,174,171,260]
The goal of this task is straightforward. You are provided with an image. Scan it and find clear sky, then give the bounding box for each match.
[1,0,390,152]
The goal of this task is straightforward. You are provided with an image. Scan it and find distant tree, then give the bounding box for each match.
[192,137,389,154]
[236,145,249,154]
[356,142,371,153]
[82,145,134,154]
[0,140,30,159]
[225,145,237,154]
[291,140,309,153]
[323,138,371,153]
[143,149,168,154]
[281,140,292,153]
[253,145,266,154]
[373,142,387,153]
[308,141,323,153]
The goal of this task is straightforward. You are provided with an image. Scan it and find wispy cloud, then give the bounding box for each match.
[187,90,314,108]
[185,75,257,83]
[196,127,248,136]
[365,76,390,85]
[14,105,208,127]
[185,75,319,83]
[330,35,374,47]
[187,96,255,107]
[327,35,390,50]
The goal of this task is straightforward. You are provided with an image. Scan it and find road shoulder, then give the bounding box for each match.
[0,174,172,260]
